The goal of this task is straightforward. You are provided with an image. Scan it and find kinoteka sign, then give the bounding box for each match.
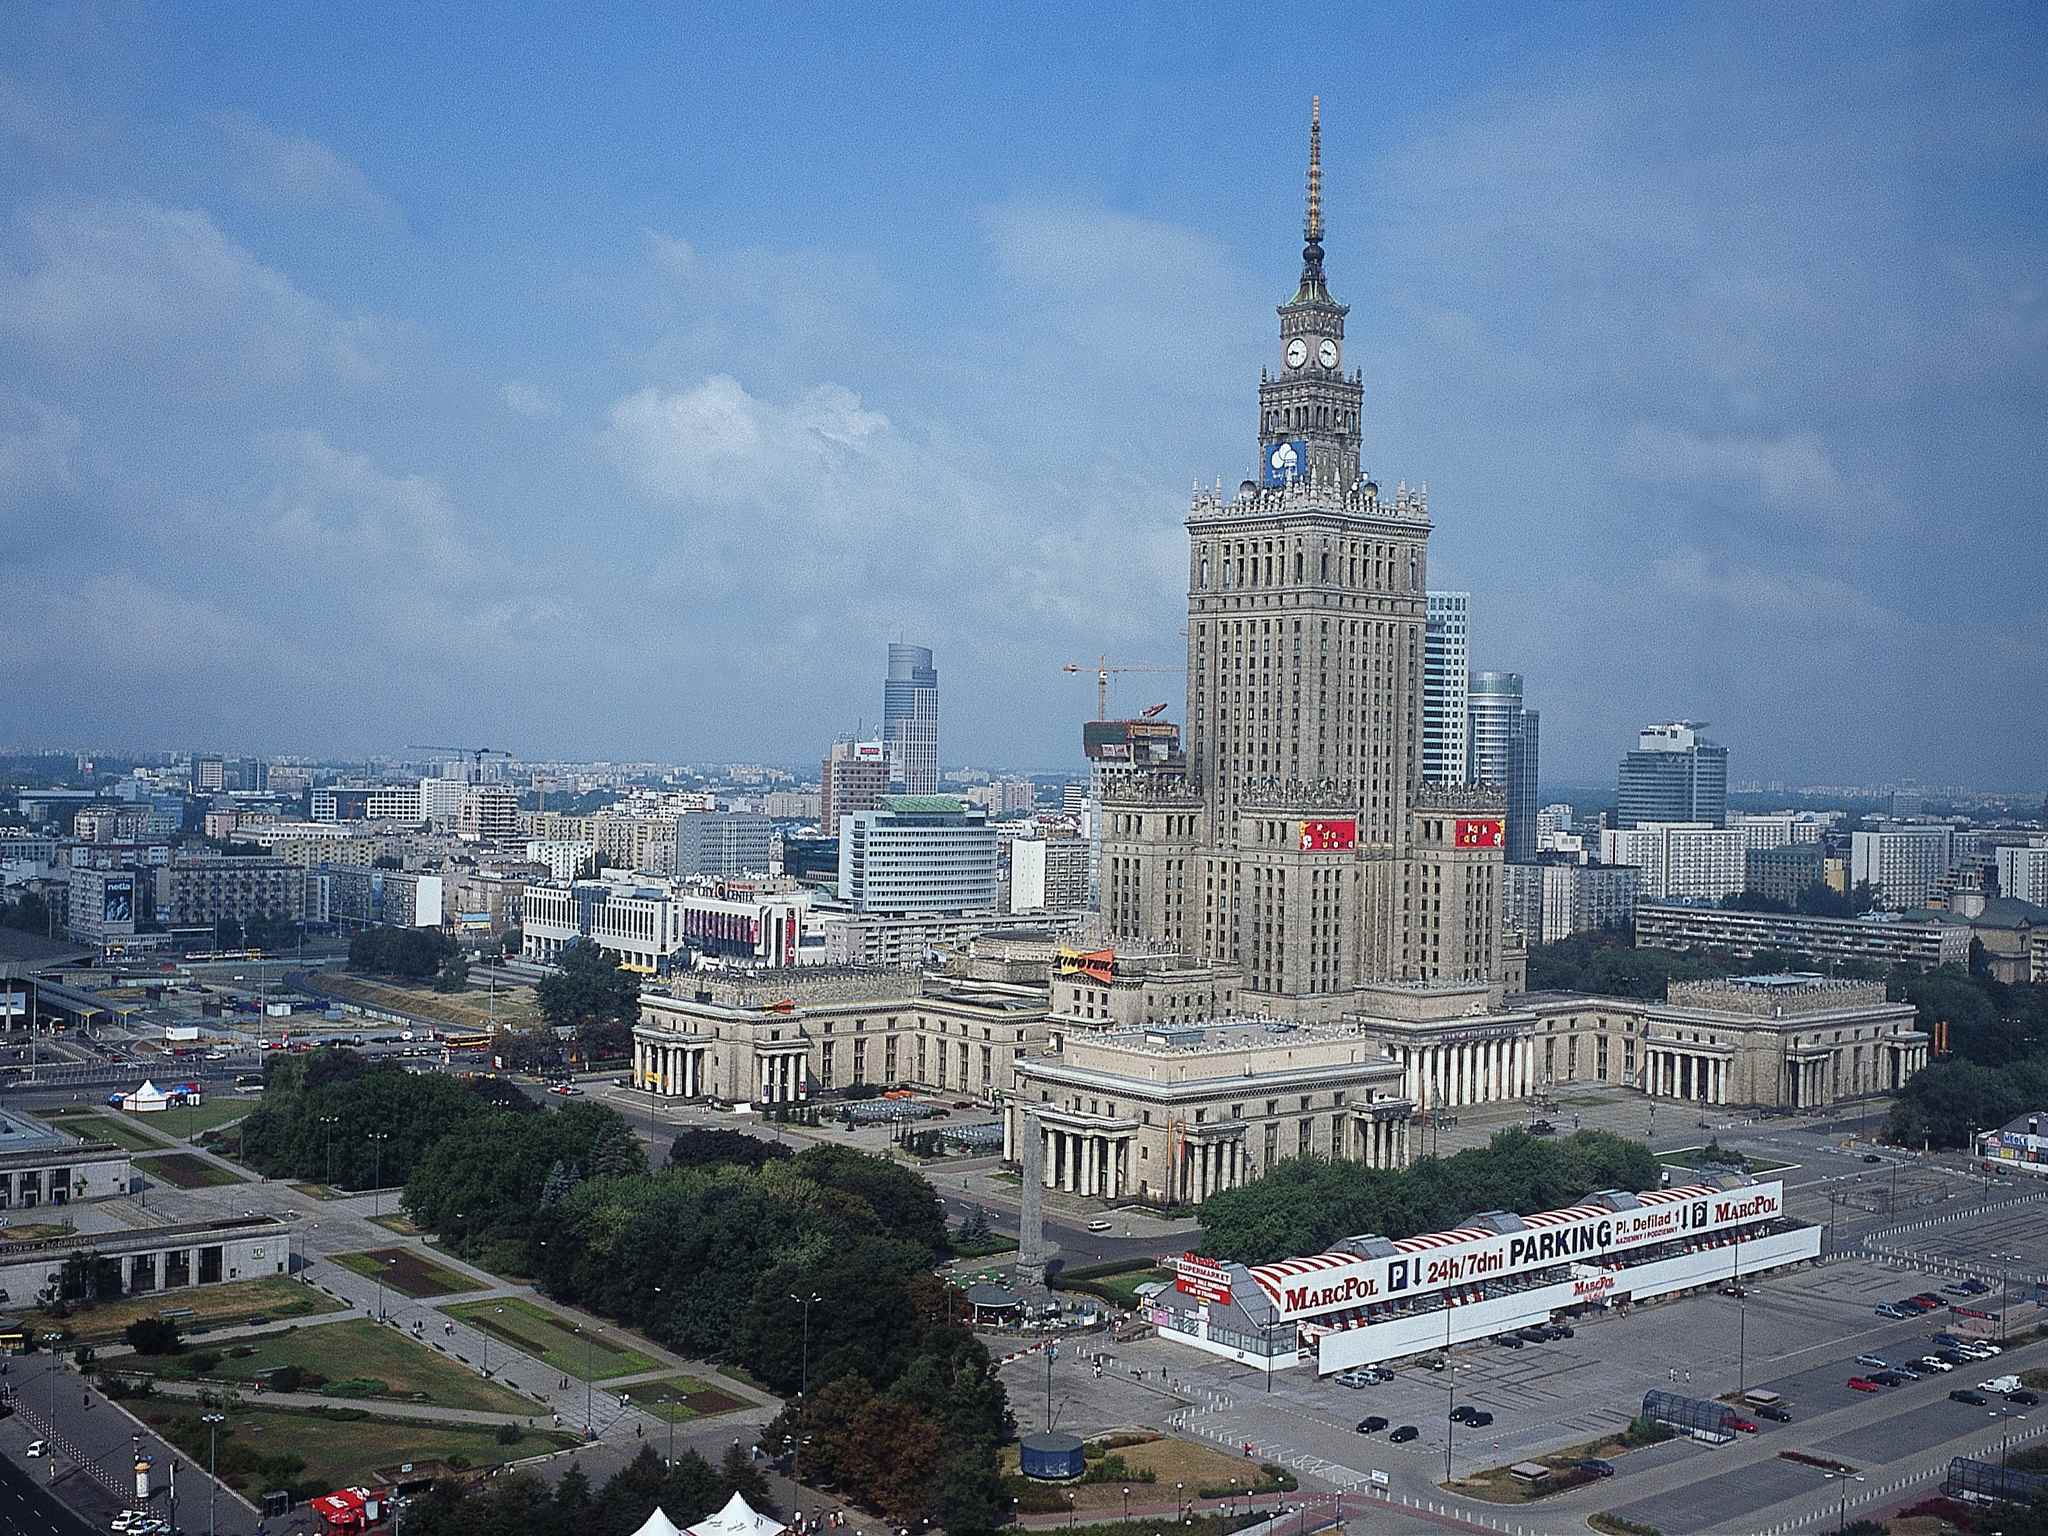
[1256,1182,1783,1321]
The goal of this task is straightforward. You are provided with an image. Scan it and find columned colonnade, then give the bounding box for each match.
[1396,1036,1533,1112]
[1646,1047,1731,1105]
[1034,1123,1138,1200]
[632,1034,711,1098]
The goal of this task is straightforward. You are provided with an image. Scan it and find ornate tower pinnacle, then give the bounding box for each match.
[1295,96,1330,306]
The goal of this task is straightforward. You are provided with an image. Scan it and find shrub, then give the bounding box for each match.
[186,1351,221,1375]
[125,1317,180,1355]
[228,1345,256,1359]
[1621,1416,1674,1448]
[268,1364,305,1392]
[495,1422,521,1445]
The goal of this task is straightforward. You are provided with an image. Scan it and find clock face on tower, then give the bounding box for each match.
[1285,338,1307,369]
[1318,338,1338,369]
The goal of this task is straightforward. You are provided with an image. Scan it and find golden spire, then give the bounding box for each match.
[1305,95,1323,243]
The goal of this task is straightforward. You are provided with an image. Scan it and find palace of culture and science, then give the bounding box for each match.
[634,102,1930,1206]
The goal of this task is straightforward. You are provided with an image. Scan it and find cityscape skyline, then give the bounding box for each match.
[1,5,2042,787]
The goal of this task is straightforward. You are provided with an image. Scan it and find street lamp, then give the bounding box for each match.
[202,1412,225,1536]
[375,1255,396,1322]
[368,1131,391,1217]
[319,1114,340,1189]
[788,1291,821,1528]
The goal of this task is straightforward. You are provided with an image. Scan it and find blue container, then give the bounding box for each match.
[1019,1432,1085,1481]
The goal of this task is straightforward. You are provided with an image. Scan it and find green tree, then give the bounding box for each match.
[125,1315,180,1354]
[433,952,472,993]
[669,1128,791,1171]
[536,940,640,1059]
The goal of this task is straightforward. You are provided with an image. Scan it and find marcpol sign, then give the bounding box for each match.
[1255,1182,1783,1321]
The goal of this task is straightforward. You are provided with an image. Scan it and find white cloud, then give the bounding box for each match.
[215,113,401,225]
[1619,424,1844,510]
[0,389,81,503]
[501,380,561,418]
[0,199,391,388]
[1651,548,1893,629]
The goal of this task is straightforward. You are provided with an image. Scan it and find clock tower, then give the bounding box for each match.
[1257,97,1363,490]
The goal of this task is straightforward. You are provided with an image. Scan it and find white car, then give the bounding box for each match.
[25,1439,47,1457]
[111,1513,148,1533]
[1972,1342,2004,1356]
[1334,1369,1372,1389]
[1920,1355,1955,1372]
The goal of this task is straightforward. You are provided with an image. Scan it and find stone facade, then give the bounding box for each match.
[636,961,1049,1106]
[1006,1016,1411,1207]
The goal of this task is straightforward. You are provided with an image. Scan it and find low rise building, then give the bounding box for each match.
[1503,859,1642,943]
[0,1141,133,1208]
[1007,1015,1414,1206]
[64,867,144,947]
[1633,901,1971,970]
[636,954,1051,1104]
[839,797,998,914]
[1745,841,1824,906]
[1977,1112,2048,1177]
[0,1215,291,1301]
[309,865,444,929]
[154,854,300,928]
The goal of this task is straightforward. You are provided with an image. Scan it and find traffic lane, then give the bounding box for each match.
[0,1435,113,1536]
[1606,1444,1833,1534]
[1813,1396,2030,1463]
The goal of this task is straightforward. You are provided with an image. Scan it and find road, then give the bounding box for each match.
[0,1448,101,1536]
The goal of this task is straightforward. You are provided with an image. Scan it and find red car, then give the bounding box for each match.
[1847,1377,1881,1392]
[1727,1417,1760,1433]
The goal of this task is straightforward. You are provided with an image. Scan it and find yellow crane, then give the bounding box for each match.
[1060,656,1183,721]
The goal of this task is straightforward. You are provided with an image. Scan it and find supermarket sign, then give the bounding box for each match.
[1173,1252,1234,1305]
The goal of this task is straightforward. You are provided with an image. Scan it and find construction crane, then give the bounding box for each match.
[1060,657,1183,721]
[407,744,511,777]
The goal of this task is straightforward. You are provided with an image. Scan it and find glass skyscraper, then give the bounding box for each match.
[1616,722,1728,829]
[882,643,939,794]
[1468,671,1539,863]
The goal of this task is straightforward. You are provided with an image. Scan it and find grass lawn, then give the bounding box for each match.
[0,1221,75,1242]
[369,1211,424,1235]
[53,1275,344,1344]
[1658,1144,1795,1175]
[441,1296,656,1381]
[1450,1425,1663,1505]
[290,1182,347,1200]
[1054,1262,1165,1308]
[126,1316,537,1414]
[636,1374,748,1422]
[330,1247,479,1298]
[145,1098,257,1140]
[139,1402,575,1499]
[42,1109,173,1153]
[137,1152,247,1189]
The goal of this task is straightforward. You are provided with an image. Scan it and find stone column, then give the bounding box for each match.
[1042,1127,1057,1188]
[1004,1108,1015,1164]
[1084,1136,1099,1197]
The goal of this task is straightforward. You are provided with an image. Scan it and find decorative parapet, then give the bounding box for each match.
[1189,474,1430,525]
[1098,772,1203,808]
[1411,782,1506,812]
[656,965,924,1011]
[1665,977,1890,1018]
[1238,776,1357,812]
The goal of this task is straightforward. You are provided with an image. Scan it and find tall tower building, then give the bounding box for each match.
[1616,722,1728,829]
[882,643,939,793]
[1423,592,1470,785]
[1468,672,1538,863]
[1099,99,1507,1013]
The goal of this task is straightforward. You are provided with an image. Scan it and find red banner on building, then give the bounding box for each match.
[1174,1252,1234,1305]
[1453,818,1505,849]
[1298,818,1357,852]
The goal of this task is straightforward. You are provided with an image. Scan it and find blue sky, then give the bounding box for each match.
[1,2,2042,784]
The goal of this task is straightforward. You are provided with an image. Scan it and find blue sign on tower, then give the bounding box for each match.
[1261,439,1308,487]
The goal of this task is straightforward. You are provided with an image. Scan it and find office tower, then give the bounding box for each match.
[1616,722,1728,829]
[882,643,939,793]
[1010,836,1091,914]
[820,739,890,839]
[675,812,774,878]
[1099,99,1508,1003]
[1998,843,2048,907]
[1850,826,1956,909]
[189,754,225,793]
[1468,672,1539,863]
[838,797,998,914]
[1422,592,1470,784]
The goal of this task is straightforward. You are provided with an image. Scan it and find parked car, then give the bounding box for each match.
[1855,1353,1890,1370]
[1862,1152,1883,1163]
[1517,1325,1549,1342]
[1870,1371,1908,1387]
[25,1439,46,1457]
[1389,1425,1419,1444]
[1959,1279,1992,1296]
[1756,1403,1794,1422]
[1728,1416,1759,1433]
[1972,1342,2004,1356]
[1334,1370,1373,1389]
[1914,1293,1947,1308]
[1933,1331,1966,1347]
[1875,1303,1909,1319]
[1578,1459,1616,1478]
[1944,1283,1975,1297]
[1494,1333,1523,1349]
[1951,1389,1990,1406]
[1920,1356,1955,1372]
[1893,1364,1924,1379]
[1552,1323,1576,1338]
[1528,1119,1556,1136]
[1846,1377,1881,1392]
[1086,1219,1113,1234]
[1355,1415,1388,1434]
[1464,1409,1495,1427]
[2010,1390,2042,1407]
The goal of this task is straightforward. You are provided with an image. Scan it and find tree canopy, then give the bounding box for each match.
[348,924,456,981]
[1197,1128,1661,1263]
[401,1444,772,1536]
[536,939,640,1060]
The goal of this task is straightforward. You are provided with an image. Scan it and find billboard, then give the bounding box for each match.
[1057,947,1115,984]
[1453,818,1505,849]
[851,741,886,762]
[1262,438,1309,487]
[102,877,134,923]
[1174,1253,1234,1306]
[1249,1182,1785,1321]
[1298,818,1357,852]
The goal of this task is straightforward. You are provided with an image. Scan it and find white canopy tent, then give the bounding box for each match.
[686,1493,787,1536]
[628,1509,684,1536]
[122,1079,171,1113]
